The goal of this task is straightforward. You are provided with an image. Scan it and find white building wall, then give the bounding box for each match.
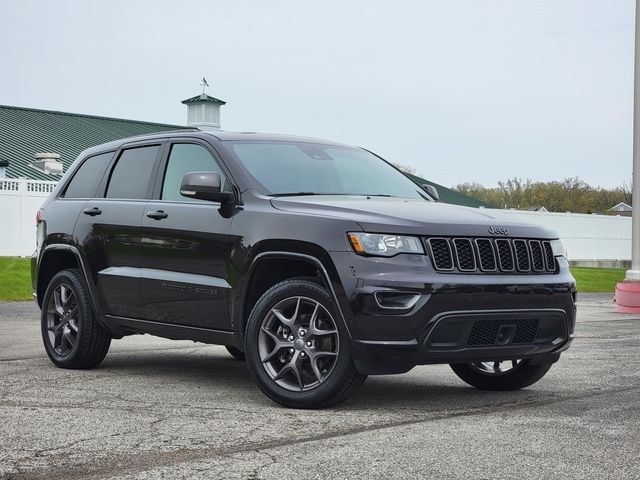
[0,179,633,261]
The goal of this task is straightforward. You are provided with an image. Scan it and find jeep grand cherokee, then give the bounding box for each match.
[32,131,576,408]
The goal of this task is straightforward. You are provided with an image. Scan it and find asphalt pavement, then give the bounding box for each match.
[0,293,638,479]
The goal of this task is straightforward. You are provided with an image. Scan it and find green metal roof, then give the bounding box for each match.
[0,104,492,208]
[406,173,495,208]
[0,104,189,181]
[181,94,226,106]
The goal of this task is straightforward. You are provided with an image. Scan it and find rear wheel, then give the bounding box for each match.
[245,278,366,408]
[41,269,111,369]
[450,359,553,391]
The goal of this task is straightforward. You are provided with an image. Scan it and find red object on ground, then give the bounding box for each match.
[615,282,640,313]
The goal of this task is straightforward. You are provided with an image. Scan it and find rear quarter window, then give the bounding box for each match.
[63,152,114,199]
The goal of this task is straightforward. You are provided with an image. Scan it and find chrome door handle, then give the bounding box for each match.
[82,207,102,216]
[146,210,168,220]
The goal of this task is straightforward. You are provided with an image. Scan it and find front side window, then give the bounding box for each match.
[161,143,226,202]
[64,152,113,198]
[106,145,160,199]
[225,141,428,200]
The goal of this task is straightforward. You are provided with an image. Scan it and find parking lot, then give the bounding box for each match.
[0,294,638,480]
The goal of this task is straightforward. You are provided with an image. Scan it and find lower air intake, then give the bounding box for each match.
[467,318,540,345]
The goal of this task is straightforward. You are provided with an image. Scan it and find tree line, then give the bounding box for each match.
[451,177,632,214]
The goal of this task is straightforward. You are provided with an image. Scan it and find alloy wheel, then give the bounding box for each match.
[471,359,523,375]
[258,296,339,392]
[46,283,79,356]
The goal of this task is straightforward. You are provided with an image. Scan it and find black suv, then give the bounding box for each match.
[32,131,576,408]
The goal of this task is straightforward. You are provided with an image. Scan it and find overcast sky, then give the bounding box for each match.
[0,0,635,188]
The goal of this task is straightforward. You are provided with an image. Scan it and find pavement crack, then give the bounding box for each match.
[245,449,278,480]
[6,383,639,480]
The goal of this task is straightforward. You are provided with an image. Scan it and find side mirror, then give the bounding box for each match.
[180,171,235,204]
[421,184,440,202]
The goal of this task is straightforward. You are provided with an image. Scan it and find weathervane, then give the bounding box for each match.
[201,77,210,94]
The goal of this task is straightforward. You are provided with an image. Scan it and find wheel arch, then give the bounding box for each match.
[36,245,97,310]
[236,249,352,340]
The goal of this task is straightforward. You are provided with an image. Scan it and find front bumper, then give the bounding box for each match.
[350,307,574,374]
[329,252,576,374]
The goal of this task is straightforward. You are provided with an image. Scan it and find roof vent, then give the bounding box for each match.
[32,153,63,175]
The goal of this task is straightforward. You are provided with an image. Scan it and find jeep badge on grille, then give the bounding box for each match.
[488,226,509,236]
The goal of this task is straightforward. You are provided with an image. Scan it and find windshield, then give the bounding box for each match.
[223,141,429,200]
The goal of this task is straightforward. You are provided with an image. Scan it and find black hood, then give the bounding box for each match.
[271,196,557,239]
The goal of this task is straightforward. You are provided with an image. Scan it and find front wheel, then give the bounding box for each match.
[245,278,366,409]
[450,359,554,391]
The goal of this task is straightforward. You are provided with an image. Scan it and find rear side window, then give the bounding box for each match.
[106,145,160,199]
[63,152,113,199]
[161,143,226,202]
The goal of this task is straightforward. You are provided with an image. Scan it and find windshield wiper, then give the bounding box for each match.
[271,192,399,198]
[270,192,320,197]
[271,192,360,197]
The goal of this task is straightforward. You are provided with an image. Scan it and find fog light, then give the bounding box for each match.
[373,291,420,310]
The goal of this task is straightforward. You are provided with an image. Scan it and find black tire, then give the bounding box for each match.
[41,269,111,369]
[245,278,366,409]
[450,359,554,391]
[225,345,246,361]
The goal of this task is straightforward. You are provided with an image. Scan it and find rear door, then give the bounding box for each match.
[138,140,234,330]
[74,142,164,318]
[51,151,115,251]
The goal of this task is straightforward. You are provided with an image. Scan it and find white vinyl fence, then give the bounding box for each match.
[0,179,633,261]
[483,208,631,262]
[0,179,55,257]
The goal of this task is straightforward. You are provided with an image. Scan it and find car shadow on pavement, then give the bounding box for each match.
[95,347,551,411]
[348,374,547,411]
[100,347,253,381]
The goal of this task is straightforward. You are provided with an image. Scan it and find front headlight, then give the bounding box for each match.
[348,232,424,257]
[550,239,567,258]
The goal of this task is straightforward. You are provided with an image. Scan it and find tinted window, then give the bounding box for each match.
[64,152,113,199]
[161,143,226,202]
[106,145,160,199]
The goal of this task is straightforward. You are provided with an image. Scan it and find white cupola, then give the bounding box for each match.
[182,93,226,131]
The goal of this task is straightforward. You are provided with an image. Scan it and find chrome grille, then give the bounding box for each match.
[529,240,545,272]
[475,239,497,271]
[542,241,555,270]
[513,239,530,271]
[426,237,558,274]
[495,239,515,271]
[427,238,454,271]
[452,238,476,271]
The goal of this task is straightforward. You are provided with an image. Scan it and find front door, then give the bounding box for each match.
[138,142,233,330]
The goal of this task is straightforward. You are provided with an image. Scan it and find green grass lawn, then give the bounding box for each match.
[570,267,625,294]
[0,257,33,302]
[0,257,627,302]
